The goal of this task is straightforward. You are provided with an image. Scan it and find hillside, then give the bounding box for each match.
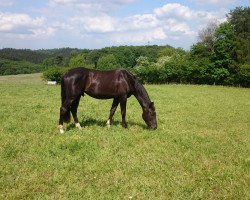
[0,47,84,75]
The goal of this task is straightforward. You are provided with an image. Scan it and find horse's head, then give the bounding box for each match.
[142,102,157,129]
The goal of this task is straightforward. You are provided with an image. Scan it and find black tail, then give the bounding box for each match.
[61,77,71,123]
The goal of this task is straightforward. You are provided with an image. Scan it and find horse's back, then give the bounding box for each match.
[63,67,125,78]
[62,67,136,99]
[63,67,88,78]
[86,68,128,98]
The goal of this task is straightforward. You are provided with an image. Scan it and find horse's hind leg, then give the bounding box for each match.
[71,95,82,129]
[107,98,120,127]
[59,98,74,133]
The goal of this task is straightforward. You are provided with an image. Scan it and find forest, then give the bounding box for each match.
[0,7,249,87]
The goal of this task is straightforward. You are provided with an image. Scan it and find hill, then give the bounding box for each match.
[0,47,85,75]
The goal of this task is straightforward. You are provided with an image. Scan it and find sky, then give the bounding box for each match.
[0,0,248,50]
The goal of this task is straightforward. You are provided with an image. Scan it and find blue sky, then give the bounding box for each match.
[0,0,248,50]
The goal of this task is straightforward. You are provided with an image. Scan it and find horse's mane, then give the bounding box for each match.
[123,69,151,107]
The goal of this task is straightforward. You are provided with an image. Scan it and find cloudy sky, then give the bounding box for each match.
[0,0,248,50]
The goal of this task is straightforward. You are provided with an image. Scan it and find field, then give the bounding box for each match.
[0,73,249,199]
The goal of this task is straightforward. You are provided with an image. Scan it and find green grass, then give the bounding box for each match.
[0,74,249,199]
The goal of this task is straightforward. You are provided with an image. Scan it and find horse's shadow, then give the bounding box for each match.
[66,117,147,130]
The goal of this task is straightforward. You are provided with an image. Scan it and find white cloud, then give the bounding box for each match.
[0,0,17,6]
[111,28,167,44]
[154,3,194,20]
[153,3,227,23]
[192,0,236,4]
[49,0,136,6]
[195,9,228,23]
[152,3,227,38]
[62,13,160,34]
[48,0,137,14]
[69,15,117,33]
[0,12,44,32]
[164,19,195,35]
[31,27,56,38]
[0,12,55,38]
[123,14,160,30]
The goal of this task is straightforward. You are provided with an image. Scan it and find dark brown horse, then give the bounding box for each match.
[58,67,157,133]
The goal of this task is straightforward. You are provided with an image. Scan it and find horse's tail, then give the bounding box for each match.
[61,77,71,123]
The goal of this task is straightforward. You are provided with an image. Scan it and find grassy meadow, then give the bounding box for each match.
[0,73,249,199]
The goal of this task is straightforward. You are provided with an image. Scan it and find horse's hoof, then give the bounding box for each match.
[59,129,65,134]
[58,125,65,134]
[106,119,111,128]
[75,123,82,129]
[122,123,128,128]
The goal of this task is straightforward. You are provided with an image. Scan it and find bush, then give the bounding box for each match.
[43,67,68,83]
[132,56,167,84]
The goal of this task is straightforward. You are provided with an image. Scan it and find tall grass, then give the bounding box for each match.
[0,74,249,199]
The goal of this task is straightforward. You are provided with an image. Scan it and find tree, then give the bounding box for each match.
[227,7,250,36]
[114,47,136,67]
[227,7,250,64]
[213,22,237,72]
[42,57,55,68]
[68,53,86,68]
[136,56,150,67]
[55,55,63,66]
[198,21,218,54]
[189,21,219,82]
[86,50,101,68]
[97,54,119,70]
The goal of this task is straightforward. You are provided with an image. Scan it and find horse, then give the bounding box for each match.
[58,67,157,133]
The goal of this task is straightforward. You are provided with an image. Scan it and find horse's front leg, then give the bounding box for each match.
[107,98,119,127]
[71,96,82,129]
[120,96,128,128]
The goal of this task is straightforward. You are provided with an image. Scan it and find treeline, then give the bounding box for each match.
[0,45,179,76]
[0,48,46,75]
[0,48,82,75]
[42,45,184,82]
[0,48,47,64]
[0,59,44,75]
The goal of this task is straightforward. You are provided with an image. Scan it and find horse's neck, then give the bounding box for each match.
[134,81,151,109]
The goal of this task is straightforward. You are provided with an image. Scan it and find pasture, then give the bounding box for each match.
[0,73,249,199]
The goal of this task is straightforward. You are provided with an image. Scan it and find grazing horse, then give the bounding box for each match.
[58,67,157,133]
